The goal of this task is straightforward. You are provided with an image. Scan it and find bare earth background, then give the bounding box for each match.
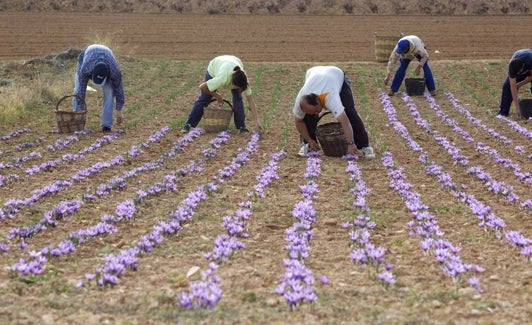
[1,13,532,61]
[0,11,531,325]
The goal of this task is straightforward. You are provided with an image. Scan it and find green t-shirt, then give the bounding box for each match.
[205,55,252,96]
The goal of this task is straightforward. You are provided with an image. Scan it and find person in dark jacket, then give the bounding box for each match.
[498,49,532,117]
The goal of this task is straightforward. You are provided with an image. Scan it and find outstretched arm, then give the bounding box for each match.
[199,83,223,106]
[510,77,520,111]
[246,95,263,131]
[337,112,356,155]
[294,117,320,151]
[384,52,399,86]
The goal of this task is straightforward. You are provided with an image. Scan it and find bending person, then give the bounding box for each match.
[181,55,262,134]
[73,44,124,132]
[384,35,436,97]
[293,66,375,158]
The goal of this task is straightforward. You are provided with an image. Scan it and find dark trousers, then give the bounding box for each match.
[302,75,369,149]
[498,73,529,116]
[185,72,246,129]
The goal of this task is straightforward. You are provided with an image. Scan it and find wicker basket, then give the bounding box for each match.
[203,99,233,133]
[55,95,87,134]
[374,33,402,63]
[316,112,347,157]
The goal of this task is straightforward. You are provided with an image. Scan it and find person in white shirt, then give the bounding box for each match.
[293,66,375,158]
[384,35,436,96]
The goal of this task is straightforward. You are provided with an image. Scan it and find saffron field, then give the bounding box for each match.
[0,14,531,325]
[0,57,530,324]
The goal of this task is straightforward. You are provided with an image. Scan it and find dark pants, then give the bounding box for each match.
[498,73,529,116]
[302,75,369,149]
[185,72,246,129]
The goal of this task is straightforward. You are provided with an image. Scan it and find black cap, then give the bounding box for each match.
[92,62,109,86]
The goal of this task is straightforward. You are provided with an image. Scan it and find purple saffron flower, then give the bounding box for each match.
[377,271,396,287]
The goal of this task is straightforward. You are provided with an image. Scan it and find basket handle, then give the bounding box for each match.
[316,111,331,123]
[56,94,87,112]
[208,98,233,110]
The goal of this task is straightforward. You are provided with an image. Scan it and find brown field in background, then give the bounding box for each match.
[0,13,531,62]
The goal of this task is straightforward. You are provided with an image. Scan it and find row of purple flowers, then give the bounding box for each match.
[9,127,222,276]
[383,91,531,263]
[0,127,169,220]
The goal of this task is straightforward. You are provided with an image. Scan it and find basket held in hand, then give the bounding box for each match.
[203,99,233,133]
[55,94,87,134]
[316,111,347,157]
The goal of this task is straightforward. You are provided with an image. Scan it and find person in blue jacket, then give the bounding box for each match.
[73,44,125,132]
[498,49,532,117]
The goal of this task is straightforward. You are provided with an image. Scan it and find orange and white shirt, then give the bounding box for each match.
[293,66,346,120]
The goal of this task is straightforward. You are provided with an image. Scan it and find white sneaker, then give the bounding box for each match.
[361,146,375,158]
[298,143,309,157]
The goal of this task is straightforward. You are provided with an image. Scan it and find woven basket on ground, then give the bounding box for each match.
[203,99,233,133]
[316,112,347,157]
[55,94,87,134]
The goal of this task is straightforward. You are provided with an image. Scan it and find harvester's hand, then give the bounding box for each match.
[383,74,390,86]
[254,121,264,132]
[415,64,422,76]
[116,110,123,125]
[308,139,320,151]
[347,144,356,155]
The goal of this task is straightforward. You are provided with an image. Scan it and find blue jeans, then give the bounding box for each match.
[390,58,436,92]
[185,72,246,129]
[302,75,369,149]
[73,73,116,128]
[498,73,529,116]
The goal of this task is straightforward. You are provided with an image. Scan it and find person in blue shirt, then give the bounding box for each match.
[498,49,532,117]
[181,55,261,134]
[73,44,125,132]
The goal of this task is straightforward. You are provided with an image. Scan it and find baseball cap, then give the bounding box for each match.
[92,62,109,86]
[396,39,410,54]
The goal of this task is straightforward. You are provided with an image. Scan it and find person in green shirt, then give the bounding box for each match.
[181,55,262,134]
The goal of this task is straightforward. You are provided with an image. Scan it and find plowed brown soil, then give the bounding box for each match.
[0,13,530,61]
